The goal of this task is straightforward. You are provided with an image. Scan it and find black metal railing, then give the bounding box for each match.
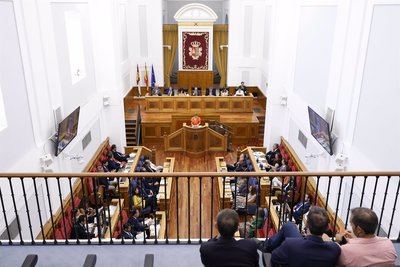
[0,172,399,245]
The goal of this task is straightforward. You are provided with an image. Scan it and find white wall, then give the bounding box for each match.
[0,0,135,240]
[227,0,273,94]
[164,0,226,24]
[127,0,164,88]
[265,0,400,238]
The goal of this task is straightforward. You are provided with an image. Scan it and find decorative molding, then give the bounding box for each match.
[174,3,218,23]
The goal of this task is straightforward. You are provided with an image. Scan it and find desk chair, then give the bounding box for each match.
[21,254,38,267]
[144,254,154,267]
[83,254,97,267]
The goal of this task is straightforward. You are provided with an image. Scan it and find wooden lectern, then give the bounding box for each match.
[164,123,227,155]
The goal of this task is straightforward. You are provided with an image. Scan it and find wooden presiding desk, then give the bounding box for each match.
[164,123,227,155]
[145,95,253,113]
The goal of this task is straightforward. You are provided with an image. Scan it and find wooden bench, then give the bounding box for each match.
[215,157,232,208]
[265,196,280,231]
[39,138,111,239]
[157,157,175,211]
[104,199,125,239]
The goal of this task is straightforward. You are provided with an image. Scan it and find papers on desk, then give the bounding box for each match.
[129,153,136,159]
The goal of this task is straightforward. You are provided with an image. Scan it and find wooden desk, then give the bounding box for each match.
[157,157,175,211]
[104,199,124,239]
[156,211,166,239]
[164,123,227,155]
[215,157,232,208]
[265,196,280,231]
[145,95,253,114]
[177,70,213,90]
[241,147,270,205]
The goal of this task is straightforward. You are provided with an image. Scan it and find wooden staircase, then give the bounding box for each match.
[258,116,265,144]
[125,119,137,146]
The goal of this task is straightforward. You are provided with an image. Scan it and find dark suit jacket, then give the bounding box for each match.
[200,237,259,267]
[70,223,95,239]
[271,235,341,267]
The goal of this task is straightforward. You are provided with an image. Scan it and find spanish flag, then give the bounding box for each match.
[136,64,140,85]
[144,63,149,93]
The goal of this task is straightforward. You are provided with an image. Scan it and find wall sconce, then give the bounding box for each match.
[220,44,228,50]
[280,95,288,106]
[163,45,171,50]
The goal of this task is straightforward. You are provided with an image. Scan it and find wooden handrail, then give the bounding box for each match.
[1,171,398,178]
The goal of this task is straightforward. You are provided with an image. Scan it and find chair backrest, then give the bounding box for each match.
[144,254,154,267]
[21,254,38,267]
[83,254,97,267]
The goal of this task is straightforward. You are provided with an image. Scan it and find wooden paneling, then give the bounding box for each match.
[178,70,213,90]
[144,96,253,114]
[164,124,227,155]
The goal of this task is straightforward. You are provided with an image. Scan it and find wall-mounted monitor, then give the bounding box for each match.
[55,107,80,156]
[308,106,333,155]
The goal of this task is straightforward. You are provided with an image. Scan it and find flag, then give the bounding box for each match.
[144,63,149,92]
[136,64,140,85]
[151,65,156,88]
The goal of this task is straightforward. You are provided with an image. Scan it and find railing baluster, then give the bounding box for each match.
[68,177,79,245]
[333,176,344,239]
[266,177,272,238]
[129,177,135,245]
[44,178,56,244]
[278,176,285,230]
[56,177,69,244]
[91,177,102,244]
[9,177,23,244]
[325,176,332,211]
[21,177,35,244]
[314,176,320,206]
[105,183,113,245]
[377,176,391,236]
[299,176,308,232]
[164,176,168,244]
[289,175,296,221]
[0,183,12,245]
[388,176,400,238]
[140,177,146,244]
[254,177,261,238]
[80,177,91,244]
[117,177,124,244]
[234,177,238,211]
[243,177,249,238]
[154,177,158,245]
[210,176,214,239]
[199,176,202,243]
[359,176,367,206]
[187,176,191,243]
[370,176,379,210]
[33,177,45,244]
[222,176,226,209]
[175,176,179,244]
[345,176,355,229]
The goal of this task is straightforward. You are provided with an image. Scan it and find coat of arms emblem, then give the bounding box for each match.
[188,41,202,60]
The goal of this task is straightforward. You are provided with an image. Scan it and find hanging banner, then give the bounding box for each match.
[182,31,209,70]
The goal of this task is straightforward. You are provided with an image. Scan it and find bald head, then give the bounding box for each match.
[350,207,378,235]
[217,209,239,238]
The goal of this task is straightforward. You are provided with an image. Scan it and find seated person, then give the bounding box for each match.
[235,185,258,210]
[234,87,245,96]
[337,207,397,266]
[105,152,121,172]
[200,209,259,267]
[220,87,229,96]
[178,89,189,96]
[227,153,247,172]
[96,164,117,193]
[236,81,248,96]
[122,223,134,239]
[239,208,265,238]
[70,215,95,239]
[266,153,282,171]
[258,206,341,267]
[292,194,312,224]
[190,114,202,127]
[266,143,280,164]
[173,87,179,96]
[127,208,150,239]
[151,86,162,96]
[132,183,156,214]
[143,157,163,173]
[206,87,214,96]
[192,86,201,96]
[164,86,173,96]
[110,144,129,163]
